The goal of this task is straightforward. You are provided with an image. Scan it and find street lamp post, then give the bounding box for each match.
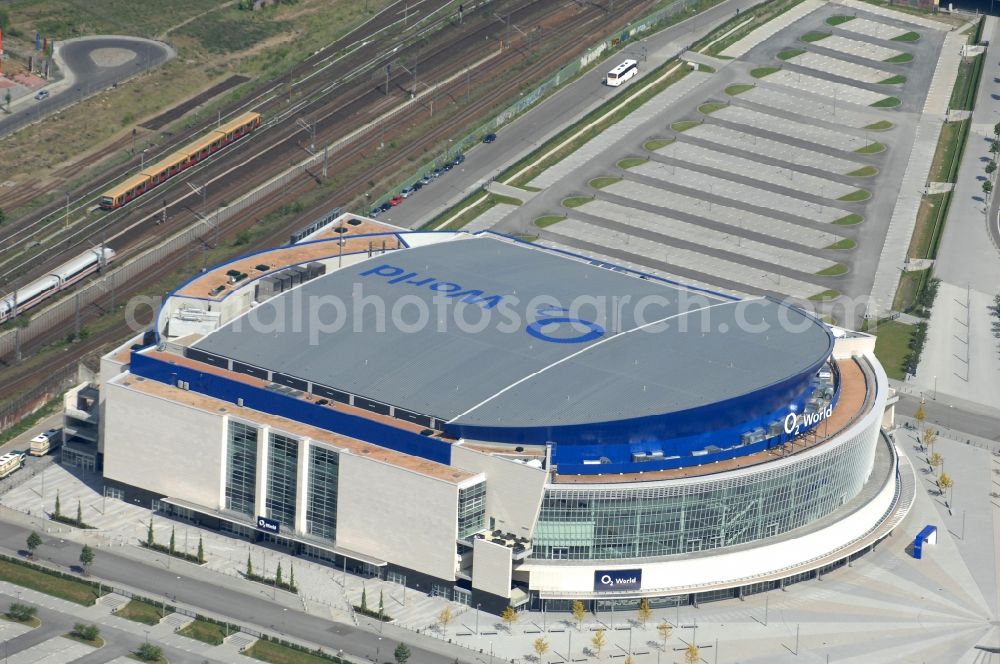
[476,603,481,635]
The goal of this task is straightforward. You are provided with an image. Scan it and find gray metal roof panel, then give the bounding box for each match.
[192,236,830,425]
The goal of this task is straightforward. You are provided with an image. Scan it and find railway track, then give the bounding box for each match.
[0,0,658,403]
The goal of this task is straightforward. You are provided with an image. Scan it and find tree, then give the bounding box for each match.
[76,500,82,524]
[657,620,673,649]
[147,519,155,546]
[196,536,205,564]
[246,552,254,577]
[983,179,993,199]
[393,642,411,664]
[72,623,100,641]
[637,598,652,627]
[136,642,163,662]
[914,402,926,429]
[501,605,518,630]
[378,589,385,619]
[438,606,454,631]
[79,544,95,573]
[534,636,550,659]
[276,561,283,585]
[591,628,607,657]
[169,527,176,555]
[54,491,61,518]
[924,427,938,451]
[361,586,368,612]
[991,139,1000,157]
[7,603,36,622]
[987,160,997,178]
[624,657,634,664]
[684,643,700,664]
[571,599,586,630]
[2,90,10,111]
[26,531,42,558]
[929,451,943,469]
[939,472,954,505]
[289,563,296,590]
[994,121,1000,139]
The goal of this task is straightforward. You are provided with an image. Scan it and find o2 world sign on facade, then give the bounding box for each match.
[593,569,642,592]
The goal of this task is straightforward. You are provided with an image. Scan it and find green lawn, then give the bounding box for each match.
[724,83,754,96]
[0,559,103,606]
[870,96,901,108]
[535,215,565,228]
[873,321,916,380]
[879,75,907,85]
[590,176,621,189]
[245,639,343,664]
[825,238,857,250]
[864,120,894,131]
[826,15,855,25]
[816,263,849,276]
[3,614,41,628]
[855,142,887,154]
[801,31,831,42]
[698,63,717,73]
[751,66,780,78]
[618,157,649,168]
[177,619,228,646]
[949,55,982,111]
[891,31,921,42]
[838,189,872,202]
[643,139,674,151]
[808,289,841,301]
[847,165,878,177]
[562,196,593,208]
[884,52,913,64]
[535,214,566,228]
[833,213,864,225]
[777,48,804,60]
[65,632,104,648]
[671,120,701,132]
[116,600,168,625]
[928,121,966,182]
[698,101,728,114]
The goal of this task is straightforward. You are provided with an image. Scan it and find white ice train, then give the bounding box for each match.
[0,247,116,324]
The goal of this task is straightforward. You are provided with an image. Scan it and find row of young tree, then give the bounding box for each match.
[24,530,95,572]
[914,404,955,510]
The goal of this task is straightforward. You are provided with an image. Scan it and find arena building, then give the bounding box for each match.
[91,215,912,613]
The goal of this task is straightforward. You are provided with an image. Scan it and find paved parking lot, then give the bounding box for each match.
[457,0,952,321]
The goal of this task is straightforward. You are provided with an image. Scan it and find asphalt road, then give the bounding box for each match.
[0,521,472,664]
[0,36,174,138]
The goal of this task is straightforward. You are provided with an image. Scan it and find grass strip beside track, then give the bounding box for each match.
[693,0,807,56]
[245,639,346,664]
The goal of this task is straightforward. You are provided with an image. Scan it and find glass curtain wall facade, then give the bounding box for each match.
[307,445,340,540]
[533,419,879,560]
[225,421,258,516]
[266,432,298,528]
[457,481,487,538]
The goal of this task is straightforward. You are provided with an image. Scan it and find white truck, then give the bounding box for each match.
[29,428,62,457]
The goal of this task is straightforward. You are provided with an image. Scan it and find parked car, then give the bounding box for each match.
[413,181,424,191]
[452,154,465,166]
[34,90,50,101]
[400,186,416,198]
[370,207,382,217]
[442,162,453,172]
[432,168,443,178]
[483,133,497,144]
[390,195,404,206]
[379,202,392,212]
[420,175,432,185]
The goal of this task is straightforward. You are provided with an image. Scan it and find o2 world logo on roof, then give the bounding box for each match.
[359,265,605,344]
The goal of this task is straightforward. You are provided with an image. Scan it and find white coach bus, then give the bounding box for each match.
[606,59,638,86]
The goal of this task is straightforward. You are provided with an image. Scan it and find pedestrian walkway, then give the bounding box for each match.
[719,0,824,58]
[866,27,967,319]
